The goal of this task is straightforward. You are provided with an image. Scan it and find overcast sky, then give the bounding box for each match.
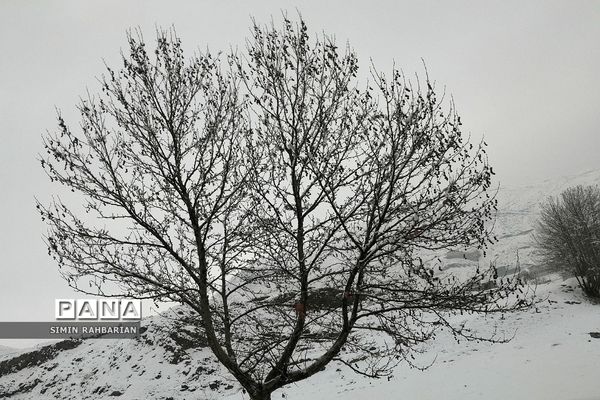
[1,1,599,347]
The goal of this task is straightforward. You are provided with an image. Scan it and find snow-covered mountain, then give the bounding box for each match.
[1,169,599,399]
[442,168,600,278]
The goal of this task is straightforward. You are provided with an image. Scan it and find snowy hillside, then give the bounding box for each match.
[257,279,600,400]
[443,168,600,278]
[1,170,599,399]
[0,311,235,399]
[1,280,598,400]
[493,169,600,266]
[0,346,16,358]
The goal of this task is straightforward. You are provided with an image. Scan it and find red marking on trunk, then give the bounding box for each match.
[293,302,306,317]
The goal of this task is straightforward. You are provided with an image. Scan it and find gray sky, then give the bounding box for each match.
[1,1,599,346]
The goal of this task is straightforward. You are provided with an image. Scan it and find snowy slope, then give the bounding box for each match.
[443,168,600,278]
[1,170,599,399]
[493,169,600,262]
[0,346,17,360]
[0,310,236,399]
[262,279,600,400]
[1,279,598,400]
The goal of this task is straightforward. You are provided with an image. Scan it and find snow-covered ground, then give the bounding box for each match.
[1,277,597,399]
[1,170,599,399]
[0,346,17,358]
[262,278,600,400]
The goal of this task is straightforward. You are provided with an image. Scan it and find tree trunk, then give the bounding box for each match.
[250,391,272,400]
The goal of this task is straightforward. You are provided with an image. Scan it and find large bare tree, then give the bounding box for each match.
[39,18,531,400]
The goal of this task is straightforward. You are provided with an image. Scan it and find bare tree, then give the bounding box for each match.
[39,18,532,400]
[536,185,600,298]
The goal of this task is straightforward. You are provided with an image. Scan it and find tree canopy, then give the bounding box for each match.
[39,17,532,400]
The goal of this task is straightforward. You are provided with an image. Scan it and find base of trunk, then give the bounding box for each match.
[250,392,272,400]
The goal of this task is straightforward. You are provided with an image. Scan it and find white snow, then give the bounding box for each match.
[1,169,600,399]
[260,279,600,400]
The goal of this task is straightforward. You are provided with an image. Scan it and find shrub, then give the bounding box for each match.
[535,185,600,298]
